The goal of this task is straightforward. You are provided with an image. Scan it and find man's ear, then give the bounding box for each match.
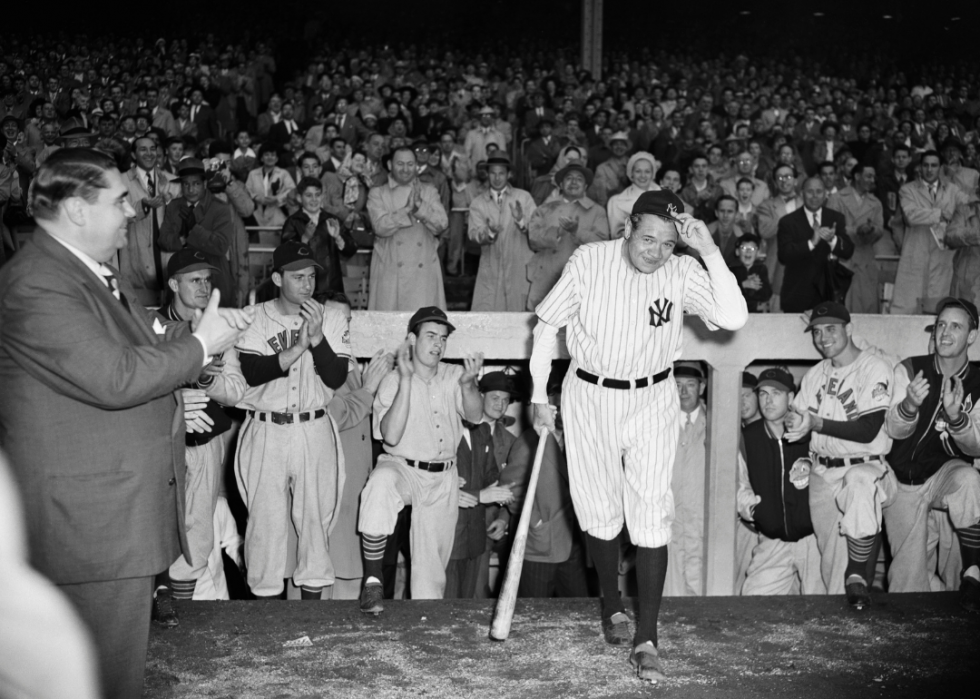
[271,271,283,289]
[168,276,179,294]
[62,196,86,227]
[623,216,632,240]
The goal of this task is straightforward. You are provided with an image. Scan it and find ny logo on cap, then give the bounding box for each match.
[667,203,678,216]
[649,298,674,328]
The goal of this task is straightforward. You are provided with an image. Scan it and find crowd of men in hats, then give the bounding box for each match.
[4,27,980,696]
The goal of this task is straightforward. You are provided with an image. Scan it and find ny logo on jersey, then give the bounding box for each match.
[649,298,674,328]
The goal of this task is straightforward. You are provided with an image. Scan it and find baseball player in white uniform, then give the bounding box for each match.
[785,302,893,609]
[222,242,352,599]
[530,190,748,682]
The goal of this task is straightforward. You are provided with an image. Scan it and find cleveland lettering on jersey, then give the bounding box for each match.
[266,329,302,353]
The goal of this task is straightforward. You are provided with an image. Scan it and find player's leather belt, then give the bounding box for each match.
[575,367,671,390]
[248,409,327,425]
[815,454,883,468]
[405,458,454,473]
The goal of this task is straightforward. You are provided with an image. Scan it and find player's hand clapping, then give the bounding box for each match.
[362,349,395,394]
[673,212,719,256]
[396,341,414,379]
[299,299,323,347]
[459,352,484,385]
[942,374,965,421]
[901,370,930,415]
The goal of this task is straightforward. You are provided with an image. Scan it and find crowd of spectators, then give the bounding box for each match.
[2,29,980,619]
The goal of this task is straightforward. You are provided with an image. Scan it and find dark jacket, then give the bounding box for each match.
[159,190,236,306]
[729,261,772,312]
[280,209,356,295]
[777,205,853,312]
[888,355,980,484]
[742,420,814,543]
[451,422,499,561]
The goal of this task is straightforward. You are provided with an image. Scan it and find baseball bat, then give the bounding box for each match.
[489,427,550,641]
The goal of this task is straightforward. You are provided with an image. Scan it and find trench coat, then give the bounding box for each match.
[468,186,537,311]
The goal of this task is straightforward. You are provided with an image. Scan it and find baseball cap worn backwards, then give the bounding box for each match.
[804,301,850,331]
[273,241,323,272]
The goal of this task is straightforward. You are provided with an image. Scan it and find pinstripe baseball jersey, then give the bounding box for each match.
[236,299,352,412]
[792,350,893,458]
[536,239,742,378]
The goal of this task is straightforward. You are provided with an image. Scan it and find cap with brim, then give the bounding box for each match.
[478,105,495,115]
[742,371,758,389]
[935,296,980,328]
[555,162,594,187]
[631,189,686,220]
[363,112,378,121]
[610,131,630,144]
[408,306,455,334]
[60,125,96,143]
[167,248,219,277]
[804,301,850,331]
[478,371,517,396]
[674,361,704,380]
[486,155,511,169]
[273,242,323,272]
[1,115,20,128]
[757,368,795,393]
[177,157,206,177]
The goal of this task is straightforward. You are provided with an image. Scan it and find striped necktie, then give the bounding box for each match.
[102,272,131,312]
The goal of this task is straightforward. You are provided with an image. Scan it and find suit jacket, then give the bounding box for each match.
[119,167,182,307]
[776,206,853,312]
[280,209,356,294]
[451,423,498,561]
[0,230,202,583]
[269,120,301,149]
[526,136,564,177]
[329,113,369,149]
[500,430,576,564]
[190,103,219,141]
[158,190,236,305]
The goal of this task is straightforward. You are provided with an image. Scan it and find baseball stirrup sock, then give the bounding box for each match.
[958,523,980,571]
[634,546,668,647]
[584,532,625,620]
[170,579,196,600]
[300,585,324,600]
[362,533,387,583]
[844,534,878,583]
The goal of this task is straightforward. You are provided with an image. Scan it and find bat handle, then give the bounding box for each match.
[489,427,549,641]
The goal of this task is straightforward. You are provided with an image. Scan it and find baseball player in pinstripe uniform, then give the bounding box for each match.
[529,190,748,682]
[784,302,894,610]
[230,242,352,599]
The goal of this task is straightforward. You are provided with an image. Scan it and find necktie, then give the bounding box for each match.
[102,272,131,312]
[813,210,821,228]
[930,183,938,200]
[685,412,693,428]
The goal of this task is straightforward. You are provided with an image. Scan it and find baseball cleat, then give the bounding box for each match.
[845,580,871,610]
[601,611,631,645]
[959,576,980,613]
[151,587,179,628]
[359,582,384,615]
[630,642,667,683]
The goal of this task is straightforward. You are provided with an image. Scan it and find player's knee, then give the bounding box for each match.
[843,463,880,489]
[946,460,980,492]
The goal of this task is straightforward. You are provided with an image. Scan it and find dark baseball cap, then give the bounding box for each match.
[408,306,455,334]
[804,301,850,331]
[742,371,758,389]
[273,241,323,272]
[631,189,686,221]
[935,296,980,329]
[167,248,218,277]
[478,371,517,396]
[757,368,795,393]
[674,361,705,380]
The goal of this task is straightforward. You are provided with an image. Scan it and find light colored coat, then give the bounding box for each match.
[118,167,181,306]
[756,193,804,311]
[245,166,296,229]
[526,196,610,310]
[366,177,449,310]
[665,404,706,597]
[827,187,885,314]
[468,186,537,311]
[892,179,971,314]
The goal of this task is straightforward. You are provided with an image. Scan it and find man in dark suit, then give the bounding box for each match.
[777,176,854,313]
[523,92,556,140]
[268,100,302,149]
[189,88,219,142]
[0,148,252,699]
[329,96,369,150]
[525,118,564,178]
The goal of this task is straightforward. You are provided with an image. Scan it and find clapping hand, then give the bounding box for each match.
[742,274,763,291]
[901,370,930,414]
[325,217,341,240]
[299,300,324,347]
[460,352,484,385]
[510,200,524,224]
[942,374,965,421]
[395,341,414,379]
[558,215,579,234]
[362,349,395,394]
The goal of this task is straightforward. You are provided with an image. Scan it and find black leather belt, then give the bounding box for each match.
[576,367,671,390]
[249,409,326,425]
[405,458,453,473]
[815,454,883,468]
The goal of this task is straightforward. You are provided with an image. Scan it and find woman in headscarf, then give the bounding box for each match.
[606,151,661,238]
[530,144,586,206]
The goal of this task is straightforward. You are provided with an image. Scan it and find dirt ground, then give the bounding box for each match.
[145,593,980,699]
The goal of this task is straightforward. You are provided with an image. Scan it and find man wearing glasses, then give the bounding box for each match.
[720,151,770,207]
[757,163,805,313]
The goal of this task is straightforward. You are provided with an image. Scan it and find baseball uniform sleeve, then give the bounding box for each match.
[372,372,400,441]
[322,306,352,360]
[855,355,893,417]
[885,359,919,440]
[529,321,559,404]
[682,250,749,331]
[793,369,820,415]
[736,451,761,522]
[535,251,582,327]
[948,398,980,457]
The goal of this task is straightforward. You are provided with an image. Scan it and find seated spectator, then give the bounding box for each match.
[281,176,355,295]
[230,129,257,182]
[680,154,724,223]
[729,234,772,313]
[589,131,631,208]
[526,117,563,178]
[530,144,584,206]
[734,177,760,233]
[720,151,770,206]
